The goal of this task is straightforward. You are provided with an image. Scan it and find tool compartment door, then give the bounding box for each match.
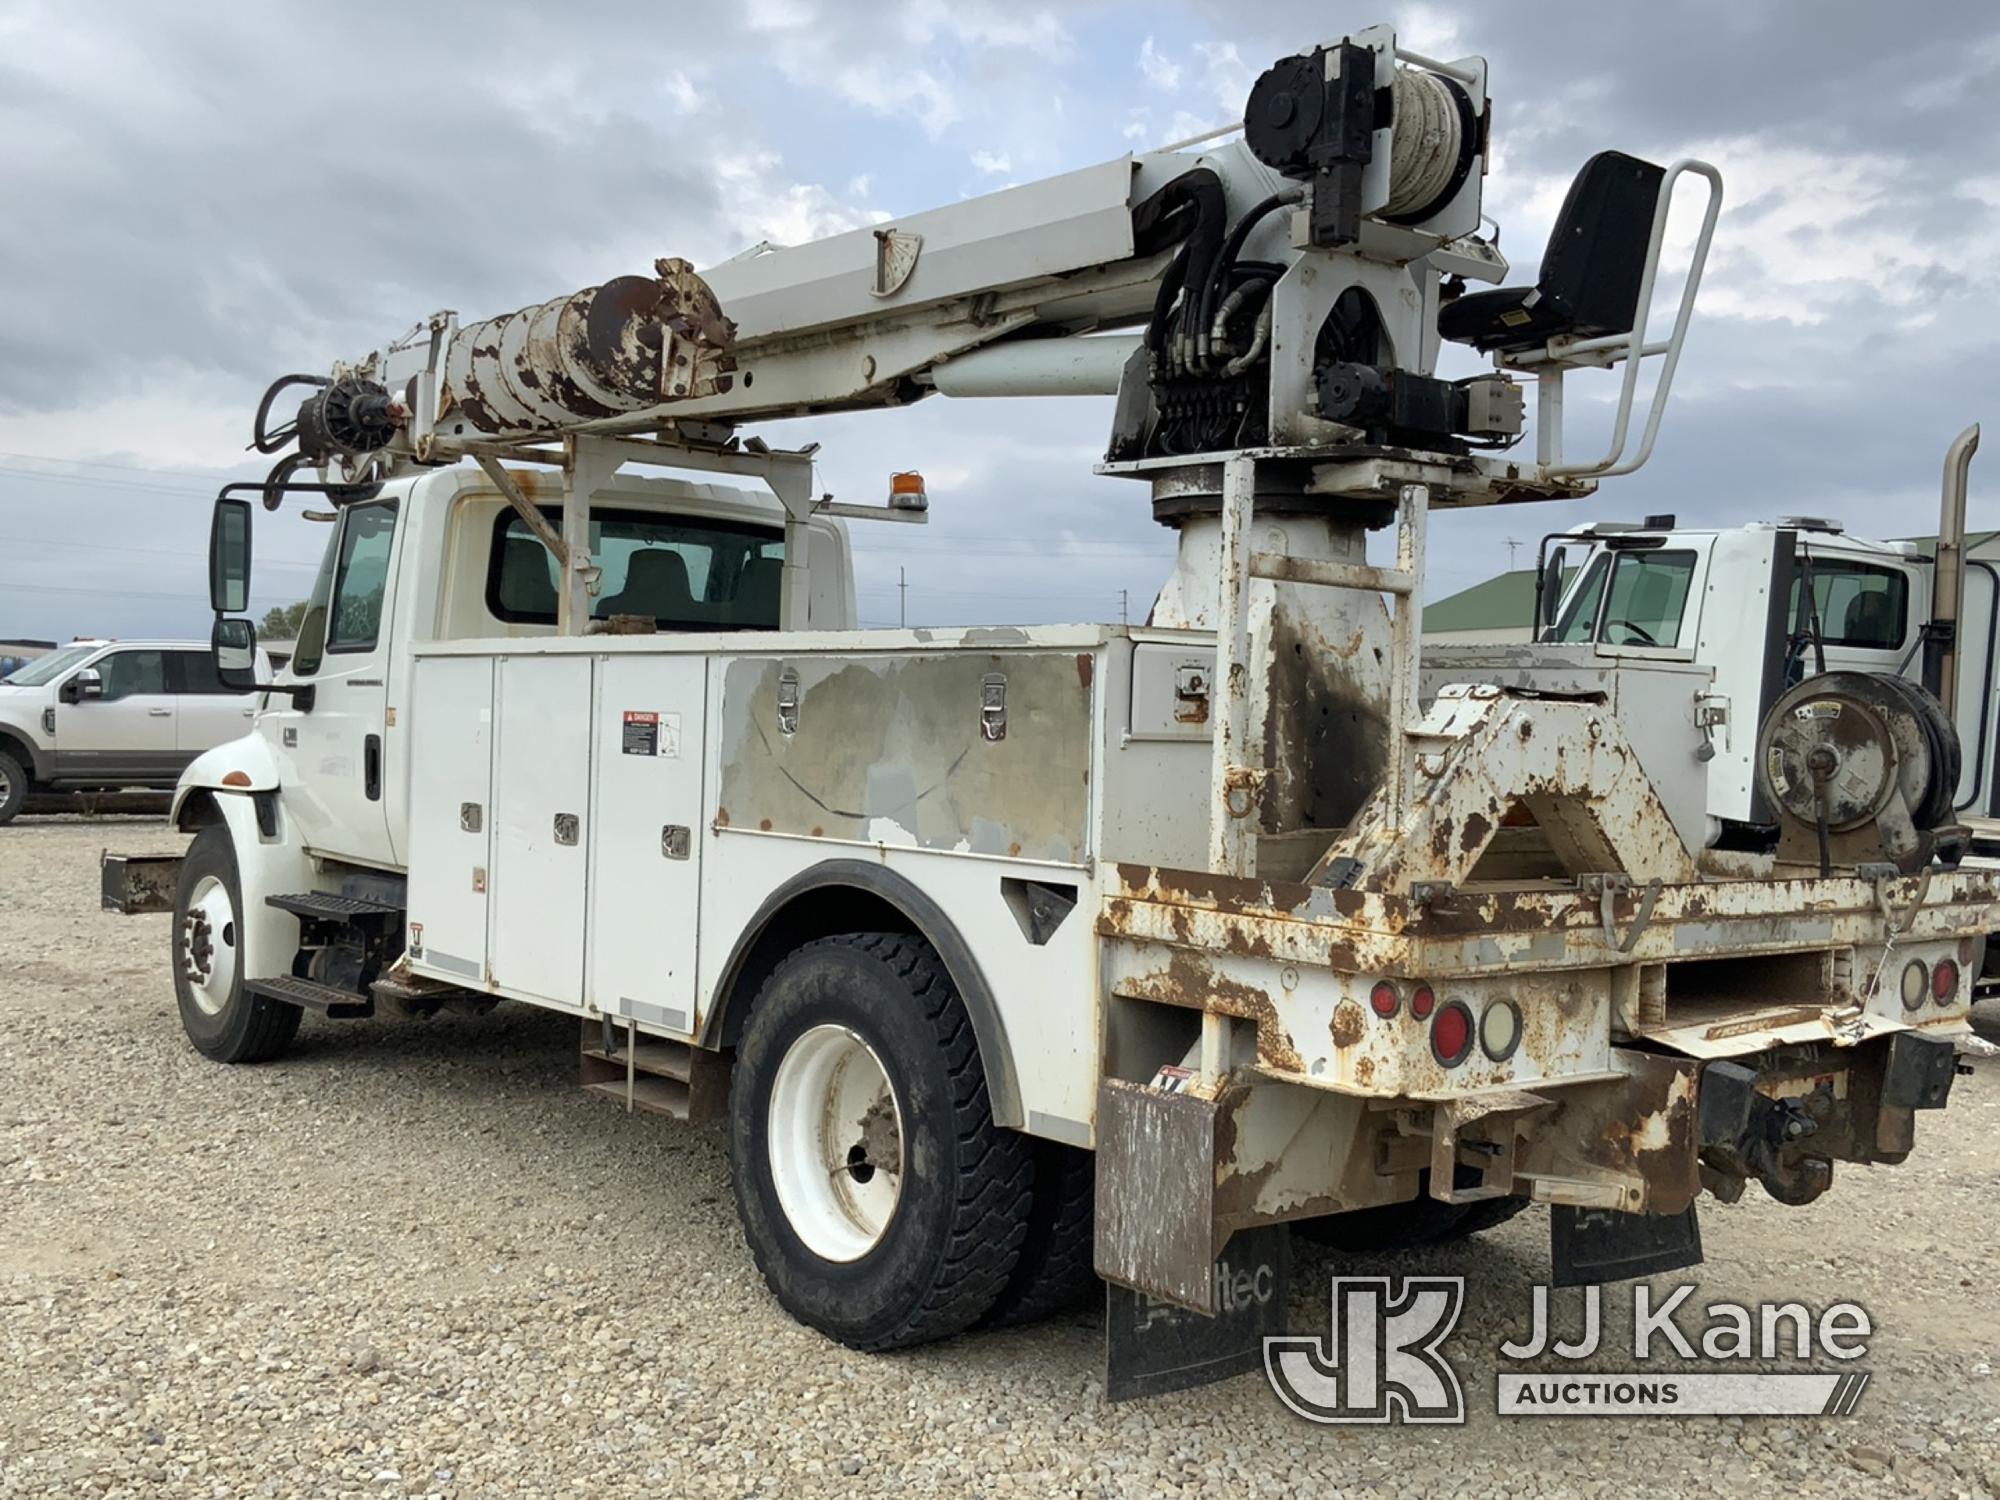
[405,655,495,987]
[489,653,594,1008]
[588,655,707,1035]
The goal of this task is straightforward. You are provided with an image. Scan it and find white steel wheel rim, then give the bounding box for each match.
[767,1024,905,1262]
[179,874,238,1017]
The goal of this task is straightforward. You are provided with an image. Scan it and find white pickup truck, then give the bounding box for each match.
[0,639,271,824]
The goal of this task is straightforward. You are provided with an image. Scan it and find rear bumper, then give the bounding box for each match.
[1093,1029,1964,1311]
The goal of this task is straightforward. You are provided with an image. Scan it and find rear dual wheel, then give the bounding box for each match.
[730,933,1082,1350]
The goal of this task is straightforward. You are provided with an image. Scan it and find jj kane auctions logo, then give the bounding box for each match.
[1266,1277,1873,1421]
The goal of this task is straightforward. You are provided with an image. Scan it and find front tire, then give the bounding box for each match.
[172,826,301,1063]
[728,933,1033,1351]
[0,750,26,825]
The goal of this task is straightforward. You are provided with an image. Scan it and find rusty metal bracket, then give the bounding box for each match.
[1584,872,1662,953]
[1871,865,1933,936]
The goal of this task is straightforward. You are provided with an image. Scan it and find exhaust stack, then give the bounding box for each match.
[1928,423,1981,716]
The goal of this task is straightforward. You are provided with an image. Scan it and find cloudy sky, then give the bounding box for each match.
[1,0,1996,639]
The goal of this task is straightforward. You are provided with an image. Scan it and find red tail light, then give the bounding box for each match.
[1431,1001,1474,1067]
[1932,959,1960,1004]
[1369,981,1401,1018]
[1410,984,1436,1020]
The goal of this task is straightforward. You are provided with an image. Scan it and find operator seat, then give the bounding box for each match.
[599,548,696,624]
[1438,150,1667,357]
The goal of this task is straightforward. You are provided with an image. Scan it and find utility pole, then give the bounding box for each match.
[899,566,907,628]
[1503,537,1522,569]
[1120,589,1129,627]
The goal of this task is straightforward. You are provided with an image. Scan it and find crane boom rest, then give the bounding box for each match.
[135,21,1991,1392]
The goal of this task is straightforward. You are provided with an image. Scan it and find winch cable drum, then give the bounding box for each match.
[1380,66,1476,224]
[441,257,736,436]
[1755,671,1962,874]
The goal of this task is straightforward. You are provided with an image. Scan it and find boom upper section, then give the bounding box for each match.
[254,21,1718,515]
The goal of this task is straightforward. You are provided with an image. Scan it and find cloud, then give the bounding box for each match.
[2,0,1997,644]
[1139,36,1183,90]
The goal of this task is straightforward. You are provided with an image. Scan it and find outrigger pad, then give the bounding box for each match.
[1104,1225,1290,1402]
[1550,1204,1702,1288]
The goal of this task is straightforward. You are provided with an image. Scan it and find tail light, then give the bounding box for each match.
[1431,1001,1474,1067]
[1410,984,1436,1021]
[1369,980,1401,1018]
[1932,959,1960,1005]
[1900,959,1929,1012]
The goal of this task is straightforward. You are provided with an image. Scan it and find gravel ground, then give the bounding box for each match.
[3,816,1999,1498]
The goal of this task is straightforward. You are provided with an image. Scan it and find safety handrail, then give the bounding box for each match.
[1510,158,1724,481]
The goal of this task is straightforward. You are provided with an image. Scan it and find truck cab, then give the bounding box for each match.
[0,637,271,824]
[223,467,854,873]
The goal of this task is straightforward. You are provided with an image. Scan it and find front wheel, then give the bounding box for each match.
[173,826,301,1063]
[0,750,26,825]
[728,933,1033,1351]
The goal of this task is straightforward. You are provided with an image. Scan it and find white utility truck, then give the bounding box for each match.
[108,23,1992,1395]
[0,638,271,824]
[1516,430,2000,963]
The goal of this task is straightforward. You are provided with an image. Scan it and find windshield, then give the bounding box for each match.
[1553,548,1697,647]
[1,642,98,687]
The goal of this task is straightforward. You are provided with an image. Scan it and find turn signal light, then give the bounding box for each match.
[222,770,253,787]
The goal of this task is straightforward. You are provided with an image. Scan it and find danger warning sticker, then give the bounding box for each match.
[621,710,682,758]
[622,711,659,756]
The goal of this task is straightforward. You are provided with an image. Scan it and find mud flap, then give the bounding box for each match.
[1550,1203,1703,1287]
[1104,1225,1290,1402]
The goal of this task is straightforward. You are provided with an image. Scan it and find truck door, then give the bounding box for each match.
[272,499,402,867]
[1789,552,1914,681]
[53,647,178,783]
[168,648,257,756]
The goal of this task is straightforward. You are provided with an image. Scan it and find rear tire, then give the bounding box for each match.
[0,751,25,825]
[172,826,302,1063]
[728,933,1034,1351]
[979,1139,1098,1327]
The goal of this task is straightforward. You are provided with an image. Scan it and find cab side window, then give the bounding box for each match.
[1791,559,1907,650]
[326,501,400,653]
[169,652,247,695]
[95,651,167,701]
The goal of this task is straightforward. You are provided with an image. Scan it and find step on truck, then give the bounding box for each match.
[109,21,1994,1396]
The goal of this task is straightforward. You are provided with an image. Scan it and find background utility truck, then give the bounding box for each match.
[107,22,1991,1395]
[1516,430,2000,972]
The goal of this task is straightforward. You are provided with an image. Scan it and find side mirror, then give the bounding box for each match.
[61,667,103,704]
[209,497,253,616]
[212,617,258,692]
[1538,546,1569,633]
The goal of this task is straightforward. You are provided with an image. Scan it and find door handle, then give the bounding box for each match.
[364,733,382,802]
[148,708,172,717]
